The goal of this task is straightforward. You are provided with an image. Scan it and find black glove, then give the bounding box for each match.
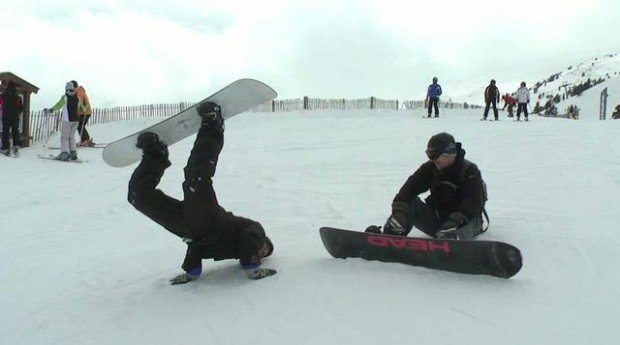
[436,212,468,239]
[383,202,410,235]
[364,225,382,234]
[169,272,199,285]
[244,267,277,279]
[169,266,201,285]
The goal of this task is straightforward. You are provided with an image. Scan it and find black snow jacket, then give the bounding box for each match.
[393,144,486,221]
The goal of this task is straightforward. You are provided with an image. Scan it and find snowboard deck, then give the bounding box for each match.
[320,227,522,278]
[102,79,277,168]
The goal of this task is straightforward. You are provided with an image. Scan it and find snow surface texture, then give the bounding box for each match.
[1,109,619,345]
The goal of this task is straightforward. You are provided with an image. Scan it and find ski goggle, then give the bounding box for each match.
[425,149,442,160]
[425,142,457,160]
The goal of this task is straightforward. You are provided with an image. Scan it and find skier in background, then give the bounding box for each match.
[71,80,94,147]
[0,81,23,156]
[127,101,276,284]
[501,93,517,117]
[45,82,80,161]
[426,77,442,118]
[515,81,530,121]
[366,132,488,240]
[482,79,500,121]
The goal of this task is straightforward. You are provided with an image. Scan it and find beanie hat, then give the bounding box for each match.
[427,132,457,156]
[65,82,75,91]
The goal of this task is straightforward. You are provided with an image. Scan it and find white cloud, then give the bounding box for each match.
[1,0,618,109]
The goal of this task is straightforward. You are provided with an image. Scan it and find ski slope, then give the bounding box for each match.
[1,108,619,345]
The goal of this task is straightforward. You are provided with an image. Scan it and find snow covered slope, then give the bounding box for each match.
[1,109,619,345]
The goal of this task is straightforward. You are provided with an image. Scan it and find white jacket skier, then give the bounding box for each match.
[516,84,530,104]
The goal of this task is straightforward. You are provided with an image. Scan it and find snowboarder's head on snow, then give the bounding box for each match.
[128,100,277,285]
[425,132,458,171]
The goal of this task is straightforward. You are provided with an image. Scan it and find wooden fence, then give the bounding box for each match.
[27,97,471,145]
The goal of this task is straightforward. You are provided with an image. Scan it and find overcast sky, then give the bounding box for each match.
[1,0,618,109]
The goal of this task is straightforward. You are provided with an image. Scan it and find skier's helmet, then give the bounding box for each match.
[521,81,526,87]
[432,76,438,82]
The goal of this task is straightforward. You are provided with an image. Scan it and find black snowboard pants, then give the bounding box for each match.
[77,115,91,141]
[127,126,256,241]
[483,100,498,119]
[1,115,21,149]
[516,103,528,118]
[427,97,439,116]
[395,197,484,240]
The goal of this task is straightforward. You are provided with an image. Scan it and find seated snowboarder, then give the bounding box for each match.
[127,102,276,284]
[366,132,487,240]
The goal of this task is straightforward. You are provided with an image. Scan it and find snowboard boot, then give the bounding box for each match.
[56,152,70,161]
[197,101,224,134]
[136,132,169,159]
[69,151,78,161]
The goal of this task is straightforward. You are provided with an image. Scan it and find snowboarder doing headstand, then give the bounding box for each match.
[426,77,442,118]
[366,132,487,240]
[515,81,530,121]
[127,102,276,284]
[482,79,500,121]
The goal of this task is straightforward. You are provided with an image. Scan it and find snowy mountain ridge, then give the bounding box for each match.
[438,53,620,119]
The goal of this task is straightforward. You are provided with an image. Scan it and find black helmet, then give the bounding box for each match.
[432,76,438,82]
[490,79,496,85]
[520,81,526,87]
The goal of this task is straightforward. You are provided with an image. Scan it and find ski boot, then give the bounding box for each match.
[1,148,10,157]
[56,152,70,161]
[69,151,78,161]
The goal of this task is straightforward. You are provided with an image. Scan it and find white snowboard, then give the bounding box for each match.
[102,79,277,168]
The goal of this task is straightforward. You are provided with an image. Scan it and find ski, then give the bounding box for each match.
[37,154,87,163]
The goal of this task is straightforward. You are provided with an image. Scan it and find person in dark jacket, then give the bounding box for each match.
[0,81,24,156]
[426,77,442,118]
[482,79,500,121]
[127,102,276,284]
[366,132,487,240]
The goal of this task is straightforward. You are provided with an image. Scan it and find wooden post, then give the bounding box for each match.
[600,87,608,120]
